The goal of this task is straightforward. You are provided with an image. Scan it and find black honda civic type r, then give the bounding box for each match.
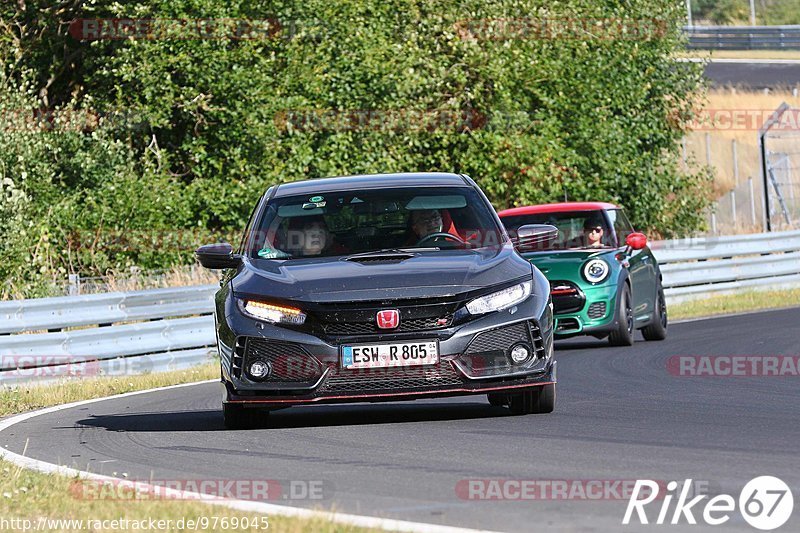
[196,172,558,429]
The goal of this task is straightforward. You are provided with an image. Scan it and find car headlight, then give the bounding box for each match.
[582,259,610,284]
[239,300,307,325]
[466,281,532,315]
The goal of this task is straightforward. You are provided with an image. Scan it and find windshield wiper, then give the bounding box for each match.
[344,247,439,261]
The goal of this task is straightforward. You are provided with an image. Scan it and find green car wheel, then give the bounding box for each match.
[642,286,668,341]
[608,284,634,346]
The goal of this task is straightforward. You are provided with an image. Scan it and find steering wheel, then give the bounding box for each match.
[416,232,466,247]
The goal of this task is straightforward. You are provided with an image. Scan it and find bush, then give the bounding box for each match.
[1,0,710,297]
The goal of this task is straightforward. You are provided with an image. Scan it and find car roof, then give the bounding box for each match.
[273,172,469,198]
[497,202,620,217]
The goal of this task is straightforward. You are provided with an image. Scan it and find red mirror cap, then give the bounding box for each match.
[626,233,647,250]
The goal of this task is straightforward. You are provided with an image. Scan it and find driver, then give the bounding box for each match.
[410,209,444,239]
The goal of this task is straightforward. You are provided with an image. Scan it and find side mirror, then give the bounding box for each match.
[625,232,647,250]
[195,242,242,269]
[515,224,558,252]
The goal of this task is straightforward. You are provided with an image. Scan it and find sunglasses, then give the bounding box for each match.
[589,227,603,233]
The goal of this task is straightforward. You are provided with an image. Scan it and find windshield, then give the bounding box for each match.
[248,186,505,259]
[501,210,616,250]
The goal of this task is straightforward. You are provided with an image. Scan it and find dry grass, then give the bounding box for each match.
[0,364,218,417]
[0,364,376,532]
[670,288,800,320]
[0,461,373,532]
[680,50,800,60]
[687,88,800,195]
[79,265,220,294]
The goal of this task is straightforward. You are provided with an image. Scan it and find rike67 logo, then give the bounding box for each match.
[624,476,794,530]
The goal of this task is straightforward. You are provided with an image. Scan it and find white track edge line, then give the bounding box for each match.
[0,380,493,533]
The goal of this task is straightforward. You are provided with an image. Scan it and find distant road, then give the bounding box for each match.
[688,58,800,89]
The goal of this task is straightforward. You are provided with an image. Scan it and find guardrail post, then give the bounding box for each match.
[68,274,81,296]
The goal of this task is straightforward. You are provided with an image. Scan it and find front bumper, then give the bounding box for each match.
[553,283,617,337]
[217,290,555,407]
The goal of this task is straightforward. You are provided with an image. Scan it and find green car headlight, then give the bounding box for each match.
[582,259,610,284]
[466,281,532,315]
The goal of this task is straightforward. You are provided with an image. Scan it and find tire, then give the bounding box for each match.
[507,384,556,415]
[223,403,265,430]
[642,287,668,341]
[608,284,634,346]
[487,393,507,407]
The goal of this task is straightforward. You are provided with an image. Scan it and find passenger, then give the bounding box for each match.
[286,216,345,256]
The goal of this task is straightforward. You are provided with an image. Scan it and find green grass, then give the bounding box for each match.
[0,364,375,532]
[670,288,800,320]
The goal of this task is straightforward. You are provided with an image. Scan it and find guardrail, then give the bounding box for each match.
[0,285,217,385]
[652,229,800,303]
[683,25,800,50]
[2,229,798,384]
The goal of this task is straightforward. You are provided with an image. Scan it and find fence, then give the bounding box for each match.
[1,230,798,384]
[0,285,217,385]
[684,25,800,50]
[683,103,800,235]
[760,103,800,232]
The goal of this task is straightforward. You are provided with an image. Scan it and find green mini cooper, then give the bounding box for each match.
[499,202,667,346]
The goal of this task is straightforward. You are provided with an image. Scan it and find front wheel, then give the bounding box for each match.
[507,384,556,415]
[641,287,668,341]
[608,284,634,346]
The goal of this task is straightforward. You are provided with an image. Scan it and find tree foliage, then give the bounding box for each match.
[1,0,710,297]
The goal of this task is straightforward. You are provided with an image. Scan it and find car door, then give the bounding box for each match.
[607,209,655,317]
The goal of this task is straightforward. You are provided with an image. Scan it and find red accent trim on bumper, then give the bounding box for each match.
[226,380,555,405]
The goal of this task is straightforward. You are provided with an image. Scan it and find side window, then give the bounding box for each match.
[607,209,634,246]
[239,198,263,255]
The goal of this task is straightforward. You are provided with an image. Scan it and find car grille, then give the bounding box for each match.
[319,361,464,394]
[587,302,607,319]
[321,315,453,335]
[240,337,323,383]
[550,280,585,314]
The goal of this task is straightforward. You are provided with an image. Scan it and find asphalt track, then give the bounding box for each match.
[702,59,800,89]
[2,308,799,532]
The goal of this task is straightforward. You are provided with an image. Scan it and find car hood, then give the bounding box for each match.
[522,249,619,279]
[232,245,532,303]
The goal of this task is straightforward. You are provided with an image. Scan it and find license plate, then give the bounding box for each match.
[341,341,439,370]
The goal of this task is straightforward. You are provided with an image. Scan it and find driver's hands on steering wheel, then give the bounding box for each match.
[416,232,466,247]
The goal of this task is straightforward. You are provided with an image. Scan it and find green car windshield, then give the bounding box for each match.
[249,187,505,259]
[502,210,622,250]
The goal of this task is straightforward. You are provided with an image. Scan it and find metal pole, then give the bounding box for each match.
[749,176,757,227]
[68,273,80,296]
[749,0,756,25]
[705,132,712,166]
[760,132,772,231]
[686,0,693,27]
[730,190,737,228]
[732,139,739,187]
[711,210,717,235]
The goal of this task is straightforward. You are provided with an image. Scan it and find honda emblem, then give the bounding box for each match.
[376,310,400,329]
